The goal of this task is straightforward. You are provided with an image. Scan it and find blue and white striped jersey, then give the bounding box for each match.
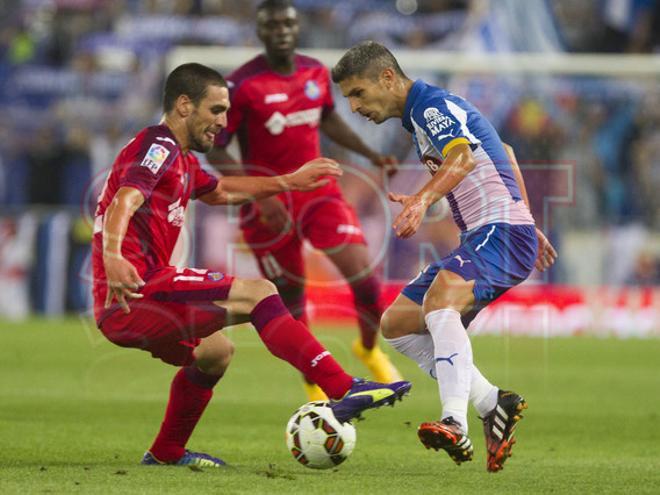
[402,80,534,232]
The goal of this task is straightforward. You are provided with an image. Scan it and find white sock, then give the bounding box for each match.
[385,330,498,417]
[426,309,472,433]
[470,365,498,417]
[384,333,435,377]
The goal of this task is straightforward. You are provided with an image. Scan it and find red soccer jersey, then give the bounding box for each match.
[92,124,218,323]
[214,54,334,176]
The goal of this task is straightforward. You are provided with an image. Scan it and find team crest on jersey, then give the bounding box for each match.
[140,143,170,174]
[423,107,456,138]
[304,80,321,100]
[207,271,225,282]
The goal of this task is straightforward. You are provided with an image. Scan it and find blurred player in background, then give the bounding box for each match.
[332,42,557,472]
[207,0,402,401]
[93,62,411,468]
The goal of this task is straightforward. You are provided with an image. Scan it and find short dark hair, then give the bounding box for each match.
[256,0,294,13]
[331,41,406,83]
[163,63,227,113]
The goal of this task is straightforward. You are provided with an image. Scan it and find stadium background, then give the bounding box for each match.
[0,0,657,337]
[1,1,659,493]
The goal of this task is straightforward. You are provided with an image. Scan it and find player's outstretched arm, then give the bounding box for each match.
[389,143,475,238]
[207,145,292,233]
[503,143,558,272]
[102,186,146,313]
[321,109,398,176]
[198,158,343,206]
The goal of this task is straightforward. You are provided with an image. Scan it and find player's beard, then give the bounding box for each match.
[190,133,212,153]
[188,120,213,153]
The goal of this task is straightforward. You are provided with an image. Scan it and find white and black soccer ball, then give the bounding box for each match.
[285,401,356,469]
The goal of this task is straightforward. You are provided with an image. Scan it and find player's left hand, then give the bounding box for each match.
[389,192,429,238]
[371,154,398,177]
[535,227,558,272]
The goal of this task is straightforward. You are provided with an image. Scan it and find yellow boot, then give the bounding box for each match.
[302,381,328,402]
[352,339,403,383]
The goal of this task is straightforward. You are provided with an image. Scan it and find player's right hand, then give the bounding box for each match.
[389,191,429,239]
[287,158,343,192]
[103,254,145,314]
[258,196,292,233]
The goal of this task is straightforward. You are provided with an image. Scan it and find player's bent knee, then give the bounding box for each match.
[226,278,279,314]
[208,345,234,375]
[380,311,397,339]
[380,306,417,339]
[195,335,235,376]
[252,279,279,302]
[216,340,235,369]
[219,338,235,359]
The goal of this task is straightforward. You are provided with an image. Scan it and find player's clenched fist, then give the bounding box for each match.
[285,158,343,192]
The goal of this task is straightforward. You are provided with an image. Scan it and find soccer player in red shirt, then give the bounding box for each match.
[92,62,411,467]
[208,0,402,400]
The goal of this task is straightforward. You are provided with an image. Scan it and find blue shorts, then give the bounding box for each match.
[401,223,537,327]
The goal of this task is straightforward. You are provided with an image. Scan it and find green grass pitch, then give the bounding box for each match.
[1,317,659,494]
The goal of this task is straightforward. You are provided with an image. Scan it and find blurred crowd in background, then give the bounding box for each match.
[0,0,658,317]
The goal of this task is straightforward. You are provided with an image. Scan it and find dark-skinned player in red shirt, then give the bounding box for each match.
[92,62,411,467]
[208,0,402,401]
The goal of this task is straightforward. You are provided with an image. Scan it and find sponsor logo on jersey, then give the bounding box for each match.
[264,93,289,104]
[423,107,456,138]
[264,108,322,135]
[140,143,170,174]
[167,198,185,227]
[207,271,225,281]
[435,131,455,141]
[304,80,320,100]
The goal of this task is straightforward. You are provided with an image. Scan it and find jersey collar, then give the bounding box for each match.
[402,79,426,133]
